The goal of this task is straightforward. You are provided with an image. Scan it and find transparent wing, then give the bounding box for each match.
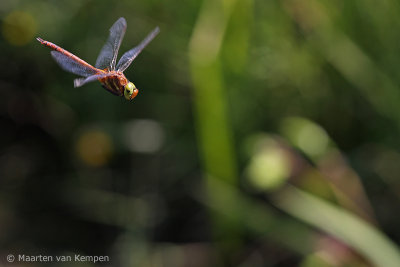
[74,73,113,87]
[51,51,98,77]
[116,27,160,72]
[95,17,127,71]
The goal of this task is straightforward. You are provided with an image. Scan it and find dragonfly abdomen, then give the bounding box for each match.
[37,37,98,74]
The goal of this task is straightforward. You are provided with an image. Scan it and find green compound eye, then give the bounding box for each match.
[124,82,136,100]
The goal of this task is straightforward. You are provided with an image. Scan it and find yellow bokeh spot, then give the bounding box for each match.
[246,137,290,191]
[75,130,113,167]
[2,11,37,46]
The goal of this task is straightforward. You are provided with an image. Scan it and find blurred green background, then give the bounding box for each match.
[1,0,400,266]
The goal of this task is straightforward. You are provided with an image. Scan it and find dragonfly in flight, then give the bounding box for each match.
[37,17,159,101]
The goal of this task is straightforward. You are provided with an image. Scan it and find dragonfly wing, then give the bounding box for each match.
[74,73,112,87]
[95,17,127,71]
[116,27,159,72]
[51,51,98,77]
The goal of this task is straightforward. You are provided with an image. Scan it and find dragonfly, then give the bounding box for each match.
[37,17,159,101]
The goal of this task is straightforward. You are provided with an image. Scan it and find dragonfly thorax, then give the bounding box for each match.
[98,71,138,101]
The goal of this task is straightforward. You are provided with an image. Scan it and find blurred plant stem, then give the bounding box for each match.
[284,0,400,129]
[196,178,316,254]
[189,0,251,253]
[272,185,400,267]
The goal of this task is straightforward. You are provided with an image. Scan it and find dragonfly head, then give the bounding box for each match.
[124,82,139,100]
